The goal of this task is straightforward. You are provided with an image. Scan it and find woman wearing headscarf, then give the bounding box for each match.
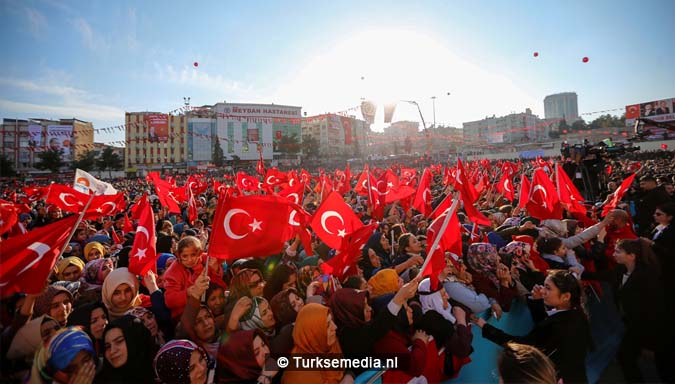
[55,257,86,282]
[180,273,222,360]
[101,268,143,321]
[97,315,157,383]
[367,269,402,298]
[239,296,276,338]
[269,288,304,355]
[262,264,297,301]
[281,304,345,384]
[83,241,106,262]
[328,280,419,372]
[359,232,390,279]
[126,306,166,347]
[78,258,114,303]
[154,339,211,384]
[217,329,277,384]
[28,328,96,384]
[67,302,109,358]
[499,241,545,292]
[466,243,518,316]
[372,296,430,383]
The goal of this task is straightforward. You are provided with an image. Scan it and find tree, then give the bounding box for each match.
[36,150,64,173]
[404,136,413,154]
[0,154,16,177]
[571,120,587,131]
[301,134,320,160]
[548,130,560,139]
[97,147,123,179]
[213,136,225,167]
[558,119,569,132]
[72,150,97,172]
[275,133,301,154]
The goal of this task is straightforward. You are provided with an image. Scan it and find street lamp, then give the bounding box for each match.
[431,96,436,129]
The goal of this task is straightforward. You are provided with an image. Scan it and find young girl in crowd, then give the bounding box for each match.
[28,328,96,384]
[153,339,211,384]
[473,270,592,383]
[98,315,157,383]
[497,342,558,384]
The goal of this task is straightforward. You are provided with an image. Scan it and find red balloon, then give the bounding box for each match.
[533,52,539,57]
[193,62,199,67]
[661,143,668,149]
[621,132,628,137]
[562,129,568,134]
[582,57,589,63]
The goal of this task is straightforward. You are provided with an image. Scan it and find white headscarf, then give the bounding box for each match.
[418,278,456,323]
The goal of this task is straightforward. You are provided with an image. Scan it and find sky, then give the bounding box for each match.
[1,0,674,144]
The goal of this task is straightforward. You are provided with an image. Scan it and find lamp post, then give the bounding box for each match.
[431,96,437,129]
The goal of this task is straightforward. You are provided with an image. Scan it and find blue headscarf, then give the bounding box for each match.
[32,327,95,382]
[157,253,176,272]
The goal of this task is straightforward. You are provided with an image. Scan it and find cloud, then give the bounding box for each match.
[71,18,109,53]
[155,63,248,95]
[0,77,86,97]
[25,7,48,38]
[0,98,124,121]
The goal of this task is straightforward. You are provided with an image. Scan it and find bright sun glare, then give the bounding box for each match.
[274,28,539,131]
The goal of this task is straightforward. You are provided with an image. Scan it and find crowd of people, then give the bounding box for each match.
[1,149,674,384]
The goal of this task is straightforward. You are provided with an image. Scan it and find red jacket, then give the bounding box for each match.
[163,254,225,319]
[373,330,428,383]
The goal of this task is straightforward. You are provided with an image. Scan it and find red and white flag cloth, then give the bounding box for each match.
[74,169,118,195]
[310,191,364,250]
[128,195,157,276]
[0,199,18,235]
[422,199,462,289]
[496,172,515,202]
[526,168,562,220]
[555,164,587,215]
[320,222,378,279]
[413,168,433,217]
[209,195,297,261]
[518,174,530,209]
[602,173,637,216]
[0,215,79,296]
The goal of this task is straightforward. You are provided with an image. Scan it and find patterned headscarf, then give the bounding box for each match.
[239,297,275,337]
[82,258,113,286]
[55,257,85,281]
[154,339,208,384]
[30,328,95,383]
[33,285,73,320]
[498,241,532,268]
[466,242,500,288]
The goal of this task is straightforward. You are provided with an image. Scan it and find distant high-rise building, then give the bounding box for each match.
[544,92,579,122]
[462,108,547,145]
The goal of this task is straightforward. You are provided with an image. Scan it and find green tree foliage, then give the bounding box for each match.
[36,149,64,173]
[72,150,97,172]
[0,154,16,177]
[301,134,320,159]
[275,133,301,154]
[588,114,625,130]
[97,147,123,178]
[571,120,588,131]
[213,136,225,167]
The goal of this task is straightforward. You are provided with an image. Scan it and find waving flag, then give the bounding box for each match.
[128,195,157,276]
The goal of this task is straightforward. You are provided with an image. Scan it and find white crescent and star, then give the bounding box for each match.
[422,188,432,204]
[286,193,300,204]
[59,193,82,207]
[504,179,512,193]
[531,185,548,208]
[320,211,345,236]
[0,242,51,287]
[289,210,300,226]
[95,202,117,215]
[224,209,250,239]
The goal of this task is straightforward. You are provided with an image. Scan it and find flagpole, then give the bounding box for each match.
[420,198,459,274]
[365,168,375,216]
[57,194,96,259]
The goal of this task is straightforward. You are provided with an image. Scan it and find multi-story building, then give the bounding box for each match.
[124,112,188,175]
[301,113,369,158]
[213,103,302,162]
[544,92,579,122]
[0,117,94,174]
[463,108,546,145]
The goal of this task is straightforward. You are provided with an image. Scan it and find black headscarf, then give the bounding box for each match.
[97,315,156,383]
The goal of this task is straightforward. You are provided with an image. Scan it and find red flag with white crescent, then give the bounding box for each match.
[128,195,157,276]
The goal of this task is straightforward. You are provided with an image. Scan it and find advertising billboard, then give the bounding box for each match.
[46,125,73,161]
[189,121,213,162]
[625,97,675,139]
[341,116,353,145]
[145,114,169,143]
[28,124,43,152]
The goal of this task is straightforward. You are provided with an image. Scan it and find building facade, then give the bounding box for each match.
[462,108,547,145]
[213,103,302,162]
[124,112,188,174]
[1,117,94,174]
[544,92,579,122]
[301,113,369,158]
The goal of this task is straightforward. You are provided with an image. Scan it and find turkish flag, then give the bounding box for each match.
[320,222,378,279]
[264,168,287,189]
[278,181,305,206]
[423,201,462,289]
[0,199,18,235]
[209,195,296,261]
[236,172,260,193]
[186,176,208,196]
[602,173,637,216]
[186,185,197,225]
[148,174,182,213]
[83,193,126,219]
[310,192,364,249]
[413,169,433,217]
[0,215,79,297]
[124,212,134,233]
[22,186,47,203]
[518,174,530,209]
[354,170,377,196]
[288,204,314,257]
[400,167,417,186]
[454,159,478,202]
[128,196,157,276]
[555,164,587,215]
[497,172,515,202]
[526,169,562,220]
[46,184,89,213]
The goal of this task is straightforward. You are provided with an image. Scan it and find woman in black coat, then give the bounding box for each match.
[582,238,672,383]
[473,270,592,383]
